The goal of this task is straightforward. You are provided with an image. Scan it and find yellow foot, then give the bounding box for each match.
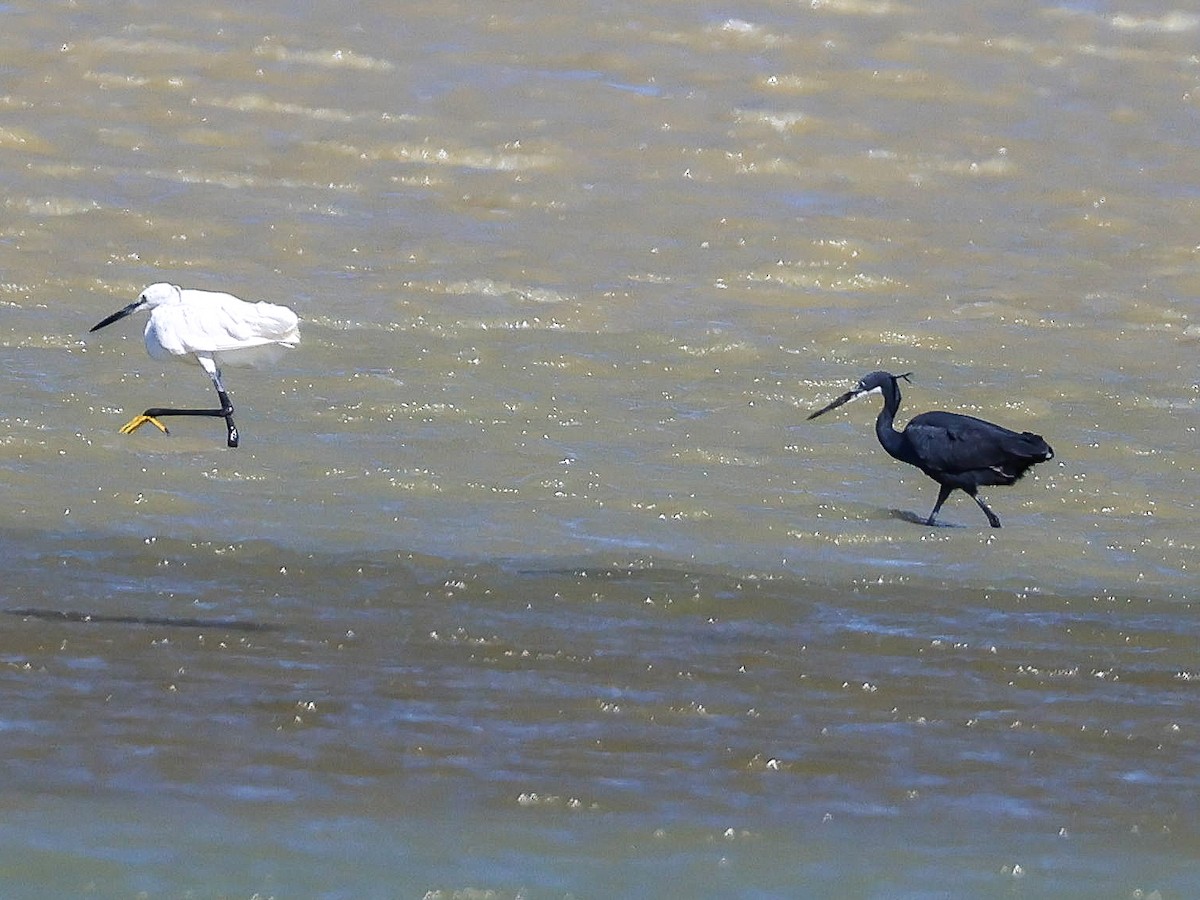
[119,414,170,436]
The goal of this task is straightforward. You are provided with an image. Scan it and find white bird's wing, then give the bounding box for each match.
[148,291,299,358]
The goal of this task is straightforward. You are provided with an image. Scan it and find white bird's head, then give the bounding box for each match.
[137,282,183,309]
[89,283,182,333]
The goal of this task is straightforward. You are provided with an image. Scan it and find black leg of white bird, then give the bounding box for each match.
[203,359,239,447]
[117,357,239,447]
[124,392,239,448]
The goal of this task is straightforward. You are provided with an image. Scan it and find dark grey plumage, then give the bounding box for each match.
[808,371,1054,527]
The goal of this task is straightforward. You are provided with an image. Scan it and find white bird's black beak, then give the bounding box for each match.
[90,300,146,333]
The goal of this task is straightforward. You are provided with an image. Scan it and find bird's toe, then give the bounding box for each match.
[119,414,170,436]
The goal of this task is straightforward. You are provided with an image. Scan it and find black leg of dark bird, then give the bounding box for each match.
[966,488,1002,528]
[926,484,954,527]
[927,485,1001,528]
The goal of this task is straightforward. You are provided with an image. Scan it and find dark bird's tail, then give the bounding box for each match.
[993,432,1053,482]
[1015,432,1054,462]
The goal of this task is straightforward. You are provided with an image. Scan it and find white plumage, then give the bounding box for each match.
[137,284,299,362]
[90,282,300,447]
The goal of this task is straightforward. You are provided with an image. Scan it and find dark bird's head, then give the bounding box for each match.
[807,371,912,420]
[90,283,182,333]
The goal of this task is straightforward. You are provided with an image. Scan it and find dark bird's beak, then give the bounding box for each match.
[90,300,146,333]
[806,389,861,420]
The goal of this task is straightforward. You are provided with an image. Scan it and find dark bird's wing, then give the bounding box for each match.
[905,411,1052,482]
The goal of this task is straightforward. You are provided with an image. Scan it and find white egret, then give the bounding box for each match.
[89,282,300,448]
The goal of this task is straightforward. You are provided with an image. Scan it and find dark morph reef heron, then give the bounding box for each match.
[807,371,1054,528]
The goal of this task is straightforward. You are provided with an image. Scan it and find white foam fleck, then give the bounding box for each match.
[444,279,569,304]
[9,196,100,216]
[810,0,906,15]
[209,93,360,123]
[252,43,395,72]
[1110,12,1200,33]
[736,109,813,133]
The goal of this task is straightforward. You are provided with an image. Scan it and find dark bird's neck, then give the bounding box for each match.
[873,380,909,461]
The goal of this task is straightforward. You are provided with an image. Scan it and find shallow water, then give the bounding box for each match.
[2,0,1198,896]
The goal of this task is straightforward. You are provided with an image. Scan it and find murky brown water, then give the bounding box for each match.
[2,0,1198,896]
